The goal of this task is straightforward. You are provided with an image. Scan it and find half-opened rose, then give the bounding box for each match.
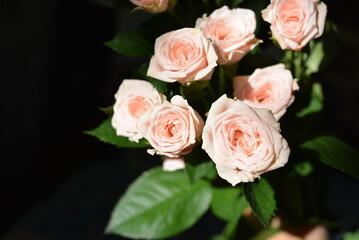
[147,28,218,84]
[233,64,299,120]
[262,0,327,51]
[111,80,164,142]
[202,95,290,186]
[196,5,260,65]
[138,95,204,157]
[129,0,169,13]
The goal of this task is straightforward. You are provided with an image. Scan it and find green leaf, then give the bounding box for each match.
[301,135,359,179]
[252,228,281,240]
[306,41,324,75]
[343,229,359,240]
[214,196,249,240]
[106,168,213,239]
[99,105,114,115]
[105,30,153,57]
[85,118,150,148]
[296,82,324,118]
[211,187,242,221]
[186,161,217,184]
[243,178,276,228]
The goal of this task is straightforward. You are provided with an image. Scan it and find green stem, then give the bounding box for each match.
[224,62,238,80]
[293,51,304,80]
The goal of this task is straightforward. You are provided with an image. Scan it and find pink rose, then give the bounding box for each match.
[267,225,328,240]
[162,157,185,172]
[138,95,204,157]
[202,95,290,186]
[147,28,218,84]
[196,6,260,65]
[262,0,327,51]
[111,80,164,142]
[233,64,299,120]
[129,0,169,13]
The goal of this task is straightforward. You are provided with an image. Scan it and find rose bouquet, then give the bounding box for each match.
[86,0,359,239]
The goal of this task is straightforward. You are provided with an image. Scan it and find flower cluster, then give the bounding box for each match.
[111,1,327,186]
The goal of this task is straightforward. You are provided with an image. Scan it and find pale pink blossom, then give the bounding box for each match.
[111,80,164,142]
[233,64,299,120]
[138,95,204,157]
[129,0,169,13]
[196,6,260,65]
[262,0,327,51]
[202,95,290,186]
[147,28,218,84]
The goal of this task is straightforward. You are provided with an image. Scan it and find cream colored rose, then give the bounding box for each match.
[111,80,164,142]
[202,95,290,186]
[129,0,169,13]
[138,95,204,157]
[262,0,327,51]
[147,28,218,84]
[233,64,299,120]
[196,6,260,65]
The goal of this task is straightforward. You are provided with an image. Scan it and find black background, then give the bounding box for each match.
[0,0,358,239]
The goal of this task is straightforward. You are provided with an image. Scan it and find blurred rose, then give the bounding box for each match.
[267,225,329,240]
[162,157,185,172]
[129,0,169,13]
[138,95,204,157]
[196,5,260,65]
[262,0,327,51]
[111,80,164,142]
[233,64,299,120]
[147,28,218,84]
[202,95,290,186]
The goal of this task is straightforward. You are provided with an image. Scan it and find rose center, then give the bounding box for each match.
[255,90,271,104]
[233,130,256,154]
[212,21,232,40]
[170,42,195,67]
[279,0,304,34]
[250,82,273,104]
[128,98,151,118]
[165,119,181,138]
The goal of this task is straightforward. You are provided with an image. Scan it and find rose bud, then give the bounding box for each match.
[162,157,185,172]
[129,0,169,13]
